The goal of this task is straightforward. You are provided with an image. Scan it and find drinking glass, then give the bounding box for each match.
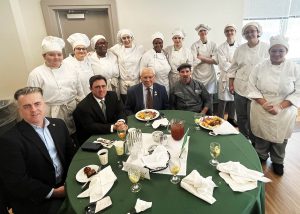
[128,168,142,193]
[169,157,181,184]
[114,141,124,168]
[170,119,185,141]
[194,113,203,130]
[145,115,151,127]
[209,142,221,166]
[117,129,127,140]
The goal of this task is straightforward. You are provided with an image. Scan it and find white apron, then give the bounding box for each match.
[46,99,78,135]
[141,49,171,94]
[110,44,144,94]
[191,40,217,94]
[248,60,299,143]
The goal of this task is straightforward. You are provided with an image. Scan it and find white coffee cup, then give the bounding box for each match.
[98,149,108,165]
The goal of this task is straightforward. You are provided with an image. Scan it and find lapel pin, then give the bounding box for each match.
[154,91,158,96]
[53,124,56,126]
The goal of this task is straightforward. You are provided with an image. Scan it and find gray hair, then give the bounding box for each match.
[14,87,43,100]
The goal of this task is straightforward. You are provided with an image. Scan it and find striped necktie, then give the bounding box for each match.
[100,100,107,120]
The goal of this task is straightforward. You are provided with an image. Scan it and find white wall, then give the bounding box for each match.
[115,0,244,50]
[0,0,243,99]
[0,0,46,99]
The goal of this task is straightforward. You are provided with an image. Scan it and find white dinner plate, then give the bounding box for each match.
[199,116,223,131]
[75,164,100,183]
[135,109,160,121]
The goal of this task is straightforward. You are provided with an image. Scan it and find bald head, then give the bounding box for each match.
[140,67,155,88]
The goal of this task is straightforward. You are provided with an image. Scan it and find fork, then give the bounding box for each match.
[81,166,101,190]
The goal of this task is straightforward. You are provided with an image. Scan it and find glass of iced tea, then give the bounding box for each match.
[170,119,185,141]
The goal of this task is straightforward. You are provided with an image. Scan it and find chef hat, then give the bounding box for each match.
[224,24,237,32]
[172,28,186,39]
[269,35,289,51]
[195,24,211,32]
[151,32,164,42]
[67,33,90,49]
[90,35,106,49]
[242,22,263,38]
[117,29,134,43]
[41,36,65,54]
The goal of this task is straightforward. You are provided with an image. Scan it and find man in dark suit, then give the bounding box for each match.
[0,87,75,214]
[73,75,127,144]
[125,67,169,115]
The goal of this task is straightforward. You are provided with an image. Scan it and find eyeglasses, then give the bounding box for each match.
[74,47,87,51]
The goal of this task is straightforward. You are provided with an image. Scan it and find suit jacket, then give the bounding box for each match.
[73,91,126,144]
[125,83,169,115]
[0,118,74,214]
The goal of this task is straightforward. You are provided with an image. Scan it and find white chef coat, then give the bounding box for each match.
[164,45,193,91]
[63,55,94,96]
[110,43,144,94]
[217,41,239,101]
[140,49,171,94]
[27,63,84,134]
[191,40,218,94]
[89,51,119,91]
[248,59,300,143]
[227,41,269,97]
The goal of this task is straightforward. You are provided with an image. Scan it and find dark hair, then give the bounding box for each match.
[89,75,107,88]
[177,63,192,72]
[14,87,43,100]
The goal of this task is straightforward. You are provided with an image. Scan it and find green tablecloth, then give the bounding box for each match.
[64,110,264,214]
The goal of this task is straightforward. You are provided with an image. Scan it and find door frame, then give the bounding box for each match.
[41,0,119,44]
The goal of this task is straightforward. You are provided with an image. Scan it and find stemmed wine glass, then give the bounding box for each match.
[209,142,221,166]
[128,168,142,193]
[169,157,181,184]
[145,115,151,127]
[114,141,124,168]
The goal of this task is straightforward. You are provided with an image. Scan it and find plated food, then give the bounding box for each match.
[199,116,223,130]
[76,165,99,183]
[135,109,159,121]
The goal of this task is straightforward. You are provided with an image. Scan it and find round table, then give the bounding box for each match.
[64,110,264,214]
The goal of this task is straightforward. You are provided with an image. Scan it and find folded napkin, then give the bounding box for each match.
[217,161,271,192]
[135,198,152,213]
[180,170,217,204]
[96,138,114,148]
[77,165,117,202]
[212,121,239,135]
[152,118,169,129]
[141,145,169,169]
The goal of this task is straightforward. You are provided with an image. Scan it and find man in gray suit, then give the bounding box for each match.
[0,87,75,214]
